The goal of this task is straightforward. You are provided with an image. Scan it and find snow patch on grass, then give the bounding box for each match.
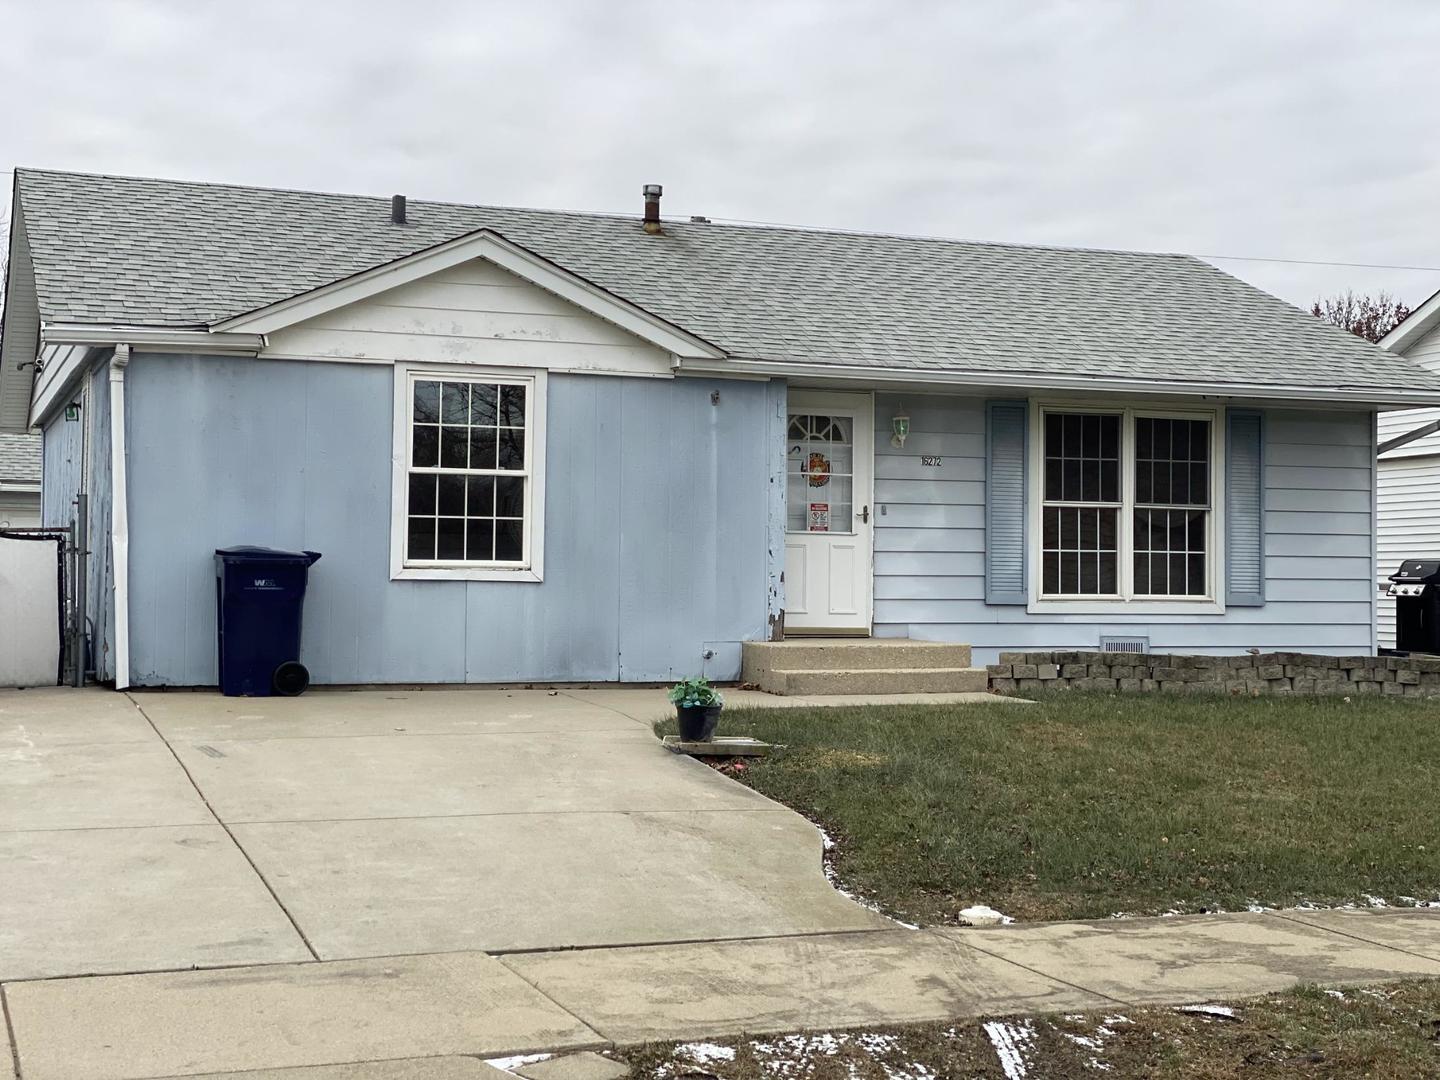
[675,1043,737,1064]
[983,1019,1036,1079]
[1178,1004,1238,1019]
[744,1031,937,1080]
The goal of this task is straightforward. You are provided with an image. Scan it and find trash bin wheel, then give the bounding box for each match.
[272,661,310,697]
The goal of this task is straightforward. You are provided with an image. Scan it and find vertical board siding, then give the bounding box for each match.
[123,354,776,686]
[40,407,81,528]
[873,396,1376,663]
[1376,455,1440,649]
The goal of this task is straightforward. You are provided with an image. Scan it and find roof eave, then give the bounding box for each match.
[679,356,1440,408]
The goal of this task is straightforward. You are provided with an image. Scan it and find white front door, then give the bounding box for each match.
[784,391,874,634]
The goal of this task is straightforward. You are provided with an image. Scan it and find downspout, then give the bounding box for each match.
[109,345,131,689]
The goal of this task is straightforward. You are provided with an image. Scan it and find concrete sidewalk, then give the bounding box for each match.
[5,908,1439,1079]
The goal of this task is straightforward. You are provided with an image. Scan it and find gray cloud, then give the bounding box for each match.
[4,0,1438,309]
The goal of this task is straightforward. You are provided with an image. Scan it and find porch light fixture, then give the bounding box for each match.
[891,406,911,448]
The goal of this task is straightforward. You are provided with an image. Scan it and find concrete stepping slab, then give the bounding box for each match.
[0,824,310,981]
[0,687,155,748]
[1274,907,1440,961]
[178,1059,506,1079]
[4,953,602,1080]
[233,810,889,957]
[173,728,770,822]
[0,740,212,832]
[498,928,1112,1043]
[516,1051,629,1080]
[946,912,1440,1005]
[136,688,642,742]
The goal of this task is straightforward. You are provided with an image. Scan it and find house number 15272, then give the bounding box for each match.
[921,456,943,467]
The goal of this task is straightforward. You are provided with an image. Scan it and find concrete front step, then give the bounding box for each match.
[742,639,972,679]
[769,666,990,696]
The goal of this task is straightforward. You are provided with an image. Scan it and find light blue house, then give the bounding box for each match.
[4,168,1438,688]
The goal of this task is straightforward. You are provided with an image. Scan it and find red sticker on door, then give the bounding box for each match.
[808,503,830,532]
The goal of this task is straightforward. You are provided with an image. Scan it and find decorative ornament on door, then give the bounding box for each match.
[807,451,831,487]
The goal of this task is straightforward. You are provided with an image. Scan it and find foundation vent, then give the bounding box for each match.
[1099,636,1149,654]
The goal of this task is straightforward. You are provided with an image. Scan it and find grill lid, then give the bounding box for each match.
[1389,559,1440,584]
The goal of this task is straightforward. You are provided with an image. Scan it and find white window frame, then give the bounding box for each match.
[390,363,547,582]
[1026,400,1225,614]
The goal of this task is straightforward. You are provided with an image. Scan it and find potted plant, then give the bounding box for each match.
[668,676,725,742]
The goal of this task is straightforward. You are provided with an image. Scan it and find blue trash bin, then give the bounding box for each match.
[214,546,322,697]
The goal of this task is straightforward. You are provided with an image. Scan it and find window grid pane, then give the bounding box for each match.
[1041,506,1119,595]
[407,376,530,565]
[1040,410,1211,600]
[1133,508,1207,596]
[1043,412,1120,504]
[786,413,856,533]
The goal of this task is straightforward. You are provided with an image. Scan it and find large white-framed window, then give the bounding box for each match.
[1028,402,1223,613]
[390,364,547,582]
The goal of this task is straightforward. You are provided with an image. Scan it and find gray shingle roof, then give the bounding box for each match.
[0,433,41,484]
[15,167,1437,393]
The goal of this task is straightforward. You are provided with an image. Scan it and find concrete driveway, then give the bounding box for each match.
[0,686,887,981]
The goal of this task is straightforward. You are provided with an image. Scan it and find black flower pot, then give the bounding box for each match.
[676,704,722,742]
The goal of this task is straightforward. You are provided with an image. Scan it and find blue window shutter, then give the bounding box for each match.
[985,401,1028,605]
[1226,409,1265,606]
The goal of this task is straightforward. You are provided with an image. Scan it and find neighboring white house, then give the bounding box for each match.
[1378,299,1440,647]
[0,432,41,527]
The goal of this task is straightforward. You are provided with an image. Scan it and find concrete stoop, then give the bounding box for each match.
[741,640,988,695]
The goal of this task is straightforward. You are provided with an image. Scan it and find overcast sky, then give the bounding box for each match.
[4,0,1440,311]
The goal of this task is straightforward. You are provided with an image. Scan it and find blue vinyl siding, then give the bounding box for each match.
[874,394,1376,663]
[123,354,780,686]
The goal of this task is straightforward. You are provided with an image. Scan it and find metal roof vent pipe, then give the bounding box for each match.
[391,194,407,225]
[642,184,663,235]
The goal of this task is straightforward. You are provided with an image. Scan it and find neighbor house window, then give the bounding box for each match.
[1039,407,1214,600]
[392,367,546,581]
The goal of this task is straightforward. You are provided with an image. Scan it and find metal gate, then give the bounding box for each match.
[0,525,83,688]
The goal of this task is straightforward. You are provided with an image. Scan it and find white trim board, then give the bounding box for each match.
[1381,287,1440,354]
[214,228,725,361]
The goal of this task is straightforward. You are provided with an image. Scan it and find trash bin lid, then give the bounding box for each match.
[215,546,322,565]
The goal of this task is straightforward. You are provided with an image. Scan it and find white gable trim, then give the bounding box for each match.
[1380,287,1440,354]
[211,229,726,360]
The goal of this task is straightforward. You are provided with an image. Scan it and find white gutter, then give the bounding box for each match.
[109,345,131,690]
[42,324,265,354]
[675,356,1440,409]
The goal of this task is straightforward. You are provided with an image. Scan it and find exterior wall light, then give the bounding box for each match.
[891,408,911,448]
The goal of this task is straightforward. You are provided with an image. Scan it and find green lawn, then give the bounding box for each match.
[660,693,1440,923]
[622,980,1440,1079]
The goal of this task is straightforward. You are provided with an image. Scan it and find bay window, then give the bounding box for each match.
[1037,406,1217,602]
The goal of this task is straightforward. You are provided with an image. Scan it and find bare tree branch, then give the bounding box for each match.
[1311,290,1411,344]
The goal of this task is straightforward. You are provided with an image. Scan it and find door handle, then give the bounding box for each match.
[860,506,870,524]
